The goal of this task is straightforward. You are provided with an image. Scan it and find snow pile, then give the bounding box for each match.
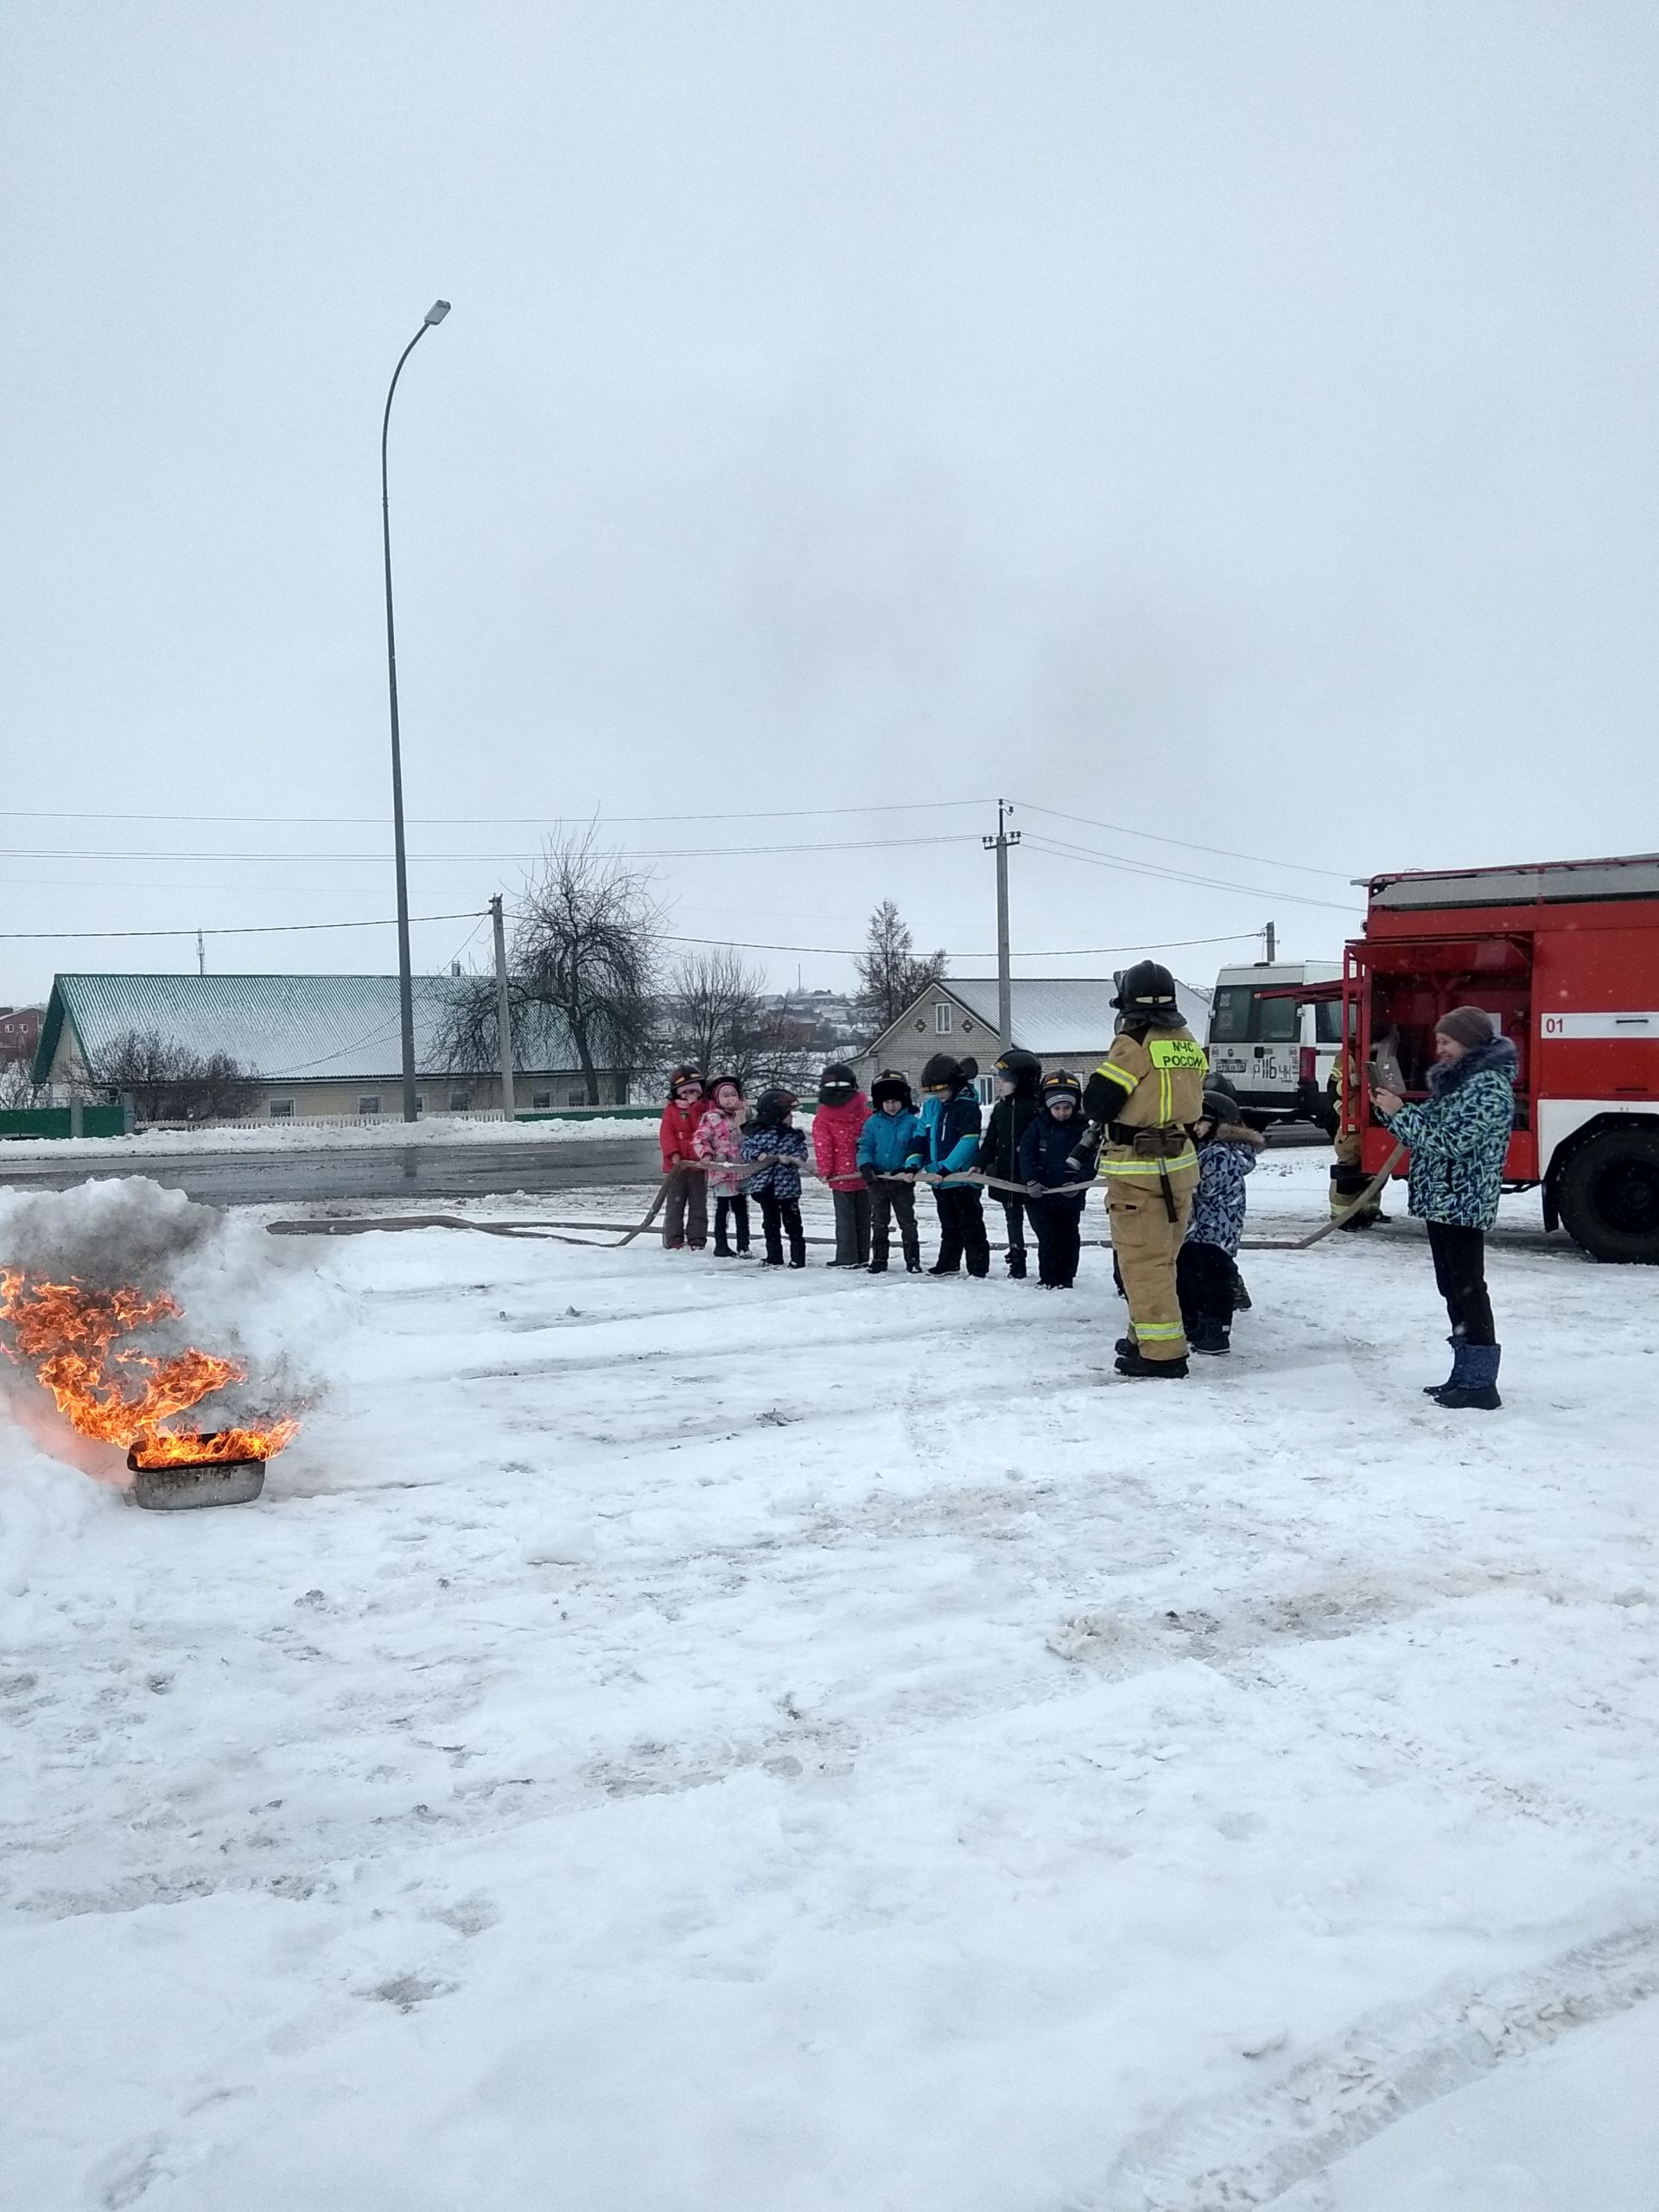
[3,1155,1658,2209]
[0,1113,653,1160]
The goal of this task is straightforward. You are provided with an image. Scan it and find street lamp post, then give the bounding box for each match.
[381,298,451,1122]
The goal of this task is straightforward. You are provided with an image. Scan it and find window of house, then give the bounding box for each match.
[567,1087,586,1106]
[448,1090,472,1112]
[531,1090,552,1110]
[357,1096,380,1116]
[414,1095,424,1116]
[934,1003,953,1034]
[268,1099,293,1119]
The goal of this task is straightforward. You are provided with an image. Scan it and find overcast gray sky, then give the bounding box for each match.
[4,2,1656,1004]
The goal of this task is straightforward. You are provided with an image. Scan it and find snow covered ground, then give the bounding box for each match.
[3,1153,1658,2211]
[0,1111,651,1161]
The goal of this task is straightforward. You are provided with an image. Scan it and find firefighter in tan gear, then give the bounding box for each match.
[1079,962,1210,1378]
[1327,1048,1381,1229]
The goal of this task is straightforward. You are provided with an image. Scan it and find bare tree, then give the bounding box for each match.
[0,1059,45,1110]
[86,1030,258,1122]
[655,947,769,1089]
[855,899,947,1039]
[439,833,663,1105]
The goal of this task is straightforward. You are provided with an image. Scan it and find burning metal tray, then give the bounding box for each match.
[125,1446,267,1510]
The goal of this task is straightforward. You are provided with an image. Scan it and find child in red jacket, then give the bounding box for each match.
[813,1062,871,1267]
[658,1067,708,1250]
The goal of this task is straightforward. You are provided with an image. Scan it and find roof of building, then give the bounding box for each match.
[34,974,587,1087]
[868,974,1212,1057]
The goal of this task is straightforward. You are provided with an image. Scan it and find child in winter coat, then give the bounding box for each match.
[658,1066,708,1251]
[977,1047,1042,1279]
[856,1070,924,1274]
[917,1053,988,1277]
[741,1089,810,1267]
[694,1075,749,1257]
[1019,1070,1089,1287]
[1177,1088,1265,1353]
[813,1062,871,1267]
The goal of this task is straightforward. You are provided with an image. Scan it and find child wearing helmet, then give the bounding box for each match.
[1177,1089,1265,1352]
[916,1053,989,1277]
[741,1089,810,1267]
[1020,1071,1090,1287]
[812,1062,872,1267]
[977,1047,1043,1279]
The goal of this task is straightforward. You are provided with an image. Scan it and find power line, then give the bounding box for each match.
[0,910,485,943]
[1014,801,1357,883]
[0,798,993,830]
[0,834,980,864]
[1022,834,1360,913]
[648,927,1264,959]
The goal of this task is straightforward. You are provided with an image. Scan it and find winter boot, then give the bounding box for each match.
[787,1236,807,1268]
[1422,1334,1463,1397]
[1436,1343,1501,1411]
[1190,1319,1230,1356]
[901,1236,922,1273]
[905,1257,922,1274]
[1114,1346,1189,1379]
[1230,1264,1252,1313]
[1006,1251,1027,1281]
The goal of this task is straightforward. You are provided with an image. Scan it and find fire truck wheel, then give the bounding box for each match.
[1555,1124,1659,1263]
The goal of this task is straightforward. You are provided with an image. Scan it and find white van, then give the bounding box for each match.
[1206,962,1342,1128]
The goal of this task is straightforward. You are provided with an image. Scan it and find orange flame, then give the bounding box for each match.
[0,1268,299,1469]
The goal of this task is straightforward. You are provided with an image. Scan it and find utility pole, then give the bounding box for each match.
[195,929,206,976]
[1263,921,1277,964]
[982,800,1020,1051]
[491,894,517,1122]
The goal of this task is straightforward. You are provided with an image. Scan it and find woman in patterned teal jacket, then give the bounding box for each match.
[1372,1007,1517,1410]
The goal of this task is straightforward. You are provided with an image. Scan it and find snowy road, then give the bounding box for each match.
[3,1154,1658,2209]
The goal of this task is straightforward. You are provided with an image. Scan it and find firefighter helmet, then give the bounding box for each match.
[1112,960,1184,1027]
[994,1046,1042,1096]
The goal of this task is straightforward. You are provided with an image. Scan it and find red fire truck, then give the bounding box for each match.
[1335,853,1659,1262]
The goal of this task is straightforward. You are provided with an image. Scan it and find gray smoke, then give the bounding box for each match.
[0,1177,338,1473]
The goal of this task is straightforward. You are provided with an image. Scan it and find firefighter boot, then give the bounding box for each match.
[1436,1343,1502,1411]
[1115,1345,1189,1379]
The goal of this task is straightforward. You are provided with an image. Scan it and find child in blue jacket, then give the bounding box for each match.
[741,1089,810,1267]
[856,1070,924,1274]
[917,1053,988,1277]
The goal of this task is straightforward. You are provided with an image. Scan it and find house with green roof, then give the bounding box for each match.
[31,974,629,1120]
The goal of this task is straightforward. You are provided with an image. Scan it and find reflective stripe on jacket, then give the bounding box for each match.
[1084,1027,1208,1181]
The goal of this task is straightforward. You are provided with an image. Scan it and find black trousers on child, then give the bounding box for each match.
[758,1192,805,1267]
[1177,1239,1237,1332]
[1426,1220,1495,1344]
[868,1181,919,1270]
[1029,1192,1084,1287]
[998,1196,1029,1278]
[831,1188,871,1265]
[931,1185,989,1276]
[713,1196,750,1255]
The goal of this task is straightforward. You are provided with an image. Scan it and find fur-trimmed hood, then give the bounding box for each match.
[1427,1033,1518,1097]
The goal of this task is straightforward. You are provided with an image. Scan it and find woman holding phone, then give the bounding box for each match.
[1370,1007,1517,1409]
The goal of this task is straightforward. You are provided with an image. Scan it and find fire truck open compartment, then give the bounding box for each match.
[1342,854,1659,1264]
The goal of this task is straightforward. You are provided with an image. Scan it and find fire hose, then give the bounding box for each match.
[270,1144,1407,1255]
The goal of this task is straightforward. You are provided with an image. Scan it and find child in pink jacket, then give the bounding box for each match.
[695,1076,749,1257]
[813,1062,871,1267]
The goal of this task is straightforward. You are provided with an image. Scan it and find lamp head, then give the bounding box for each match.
[423,300,452,326]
